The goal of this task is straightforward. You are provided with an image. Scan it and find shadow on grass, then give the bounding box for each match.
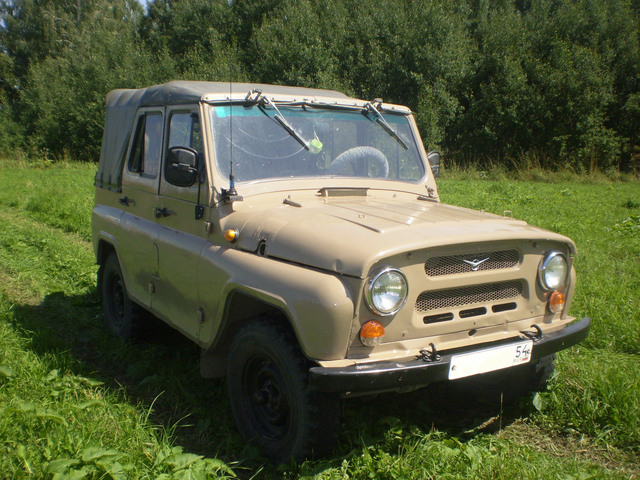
[10,289,535,477]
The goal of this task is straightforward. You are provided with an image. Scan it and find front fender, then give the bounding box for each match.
[197,246,356,361]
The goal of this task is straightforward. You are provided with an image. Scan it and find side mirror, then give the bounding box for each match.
[165,147,199,187]
[427,151,441,179]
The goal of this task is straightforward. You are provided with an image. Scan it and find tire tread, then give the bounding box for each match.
[227,316,340,461]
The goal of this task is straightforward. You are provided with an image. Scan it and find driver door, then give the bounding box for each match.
[152,107,210,341]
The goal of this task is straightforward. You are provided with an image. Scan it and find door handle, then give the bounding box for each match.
[154,207,171,218]
[119,196,129,206]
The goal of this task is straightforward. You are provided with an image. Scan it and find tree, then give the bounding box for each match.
[19,0,175,159]
[140,0,246,81]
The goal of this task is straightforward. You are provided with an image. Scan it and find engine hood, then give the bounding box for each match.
[230,195,575,278]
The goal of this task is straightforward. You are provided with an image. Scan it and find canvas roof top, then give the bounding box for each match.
[118,81,349,107]
[95,81,351,191]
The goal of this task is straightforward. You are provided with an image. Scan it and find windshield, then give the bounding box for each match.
[210,104,426,183]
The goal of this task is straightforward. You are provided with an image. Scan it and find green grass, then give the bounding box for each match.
[438,177,640,355]
[0,161,94,241]
[0,161,638,479]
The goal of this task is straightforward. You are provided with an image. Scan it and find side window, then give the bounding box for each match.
[128,112,163,178]
[168,112,203,154]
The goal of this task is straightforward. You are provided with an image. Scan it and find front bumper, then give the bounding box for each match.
[309,317,591,394]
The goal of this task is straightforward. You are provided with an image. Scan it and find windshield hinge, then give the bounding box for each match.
[245,88,263,103]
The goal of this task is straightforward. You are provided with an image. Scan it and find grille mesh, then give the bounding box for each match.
[415,281,523,312]
[424,249,520,276]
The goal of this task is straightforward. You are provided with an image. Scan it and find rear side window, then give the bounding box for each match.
[128,112,163,178]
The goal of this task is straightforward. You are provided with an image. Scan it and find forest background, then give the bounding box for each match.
[1,0,639,174]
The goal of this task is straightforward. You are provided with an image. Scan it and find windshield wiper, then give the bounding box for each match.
[364,101,409,150]
[245,89,310,150]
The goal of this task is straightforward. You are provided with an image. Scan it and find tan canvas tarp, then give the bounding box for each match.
[94,81,348,191]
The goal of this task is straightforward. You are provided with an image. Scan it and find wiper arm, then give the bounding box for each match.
[265,96,310,151]
[365,102,408,150]
[245,89,310,150]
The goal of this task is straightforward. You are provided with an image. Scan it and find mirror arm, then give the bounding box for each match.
[195,164,204,220]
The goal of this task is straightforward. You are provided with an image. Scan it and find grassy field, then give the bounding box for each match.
[0,161,638,479]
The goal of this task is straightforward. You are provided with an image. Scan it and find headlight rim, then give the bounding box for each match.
[538,250,569,292]
[365,266,409,316]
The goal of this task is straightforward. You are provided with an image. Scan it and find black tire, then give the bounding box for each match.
[527,353,556,392]
[226,318,341,462]
[100,253,140,340]
[450,354,556,407]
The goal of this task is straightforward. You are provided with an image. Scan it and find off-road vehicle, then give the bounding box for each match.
[93,81,590,461]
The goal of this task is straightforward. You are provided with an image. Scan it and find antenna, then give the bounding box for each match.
[221,62,242,203]
[228,64,236,194]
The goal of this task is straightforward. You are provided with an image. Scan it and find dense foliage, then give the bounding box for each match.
[1,0,639,171]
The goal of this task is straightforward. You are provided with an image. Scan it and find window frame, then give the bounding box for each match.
[127,110,164,179]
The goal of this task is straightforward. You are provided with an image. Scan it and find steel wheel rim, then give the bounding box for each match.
[242,355,290,441]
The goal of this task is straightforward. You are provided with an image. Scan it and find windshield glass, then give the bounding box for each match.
[210,105,426,183]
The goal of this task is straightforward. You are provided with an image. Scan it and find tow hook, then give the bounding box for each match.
[520,324,544,342]
[419,343,441,362]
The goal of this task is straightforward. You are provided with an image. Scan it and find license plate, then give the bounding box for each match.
[448,340,533,380]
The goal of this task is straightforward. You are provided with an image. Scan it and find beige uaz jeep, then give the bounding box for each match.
[93,81,590,461]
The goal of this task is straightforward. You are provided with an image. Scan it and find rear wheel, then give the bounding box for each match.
[100,253,140,340]
[226,318,340,462]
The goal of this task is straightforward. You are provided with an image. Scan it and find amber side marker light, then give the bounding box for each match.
[360,320,385,347]
[224,229,239,242]
[548,290,565,314]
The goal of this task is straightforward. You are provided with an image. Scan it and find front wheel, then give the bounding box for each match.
[226,318,340,462]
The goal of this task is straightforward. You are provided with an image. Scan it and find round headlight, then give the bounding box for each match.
[538,251,568,291]
[366,267,408,316]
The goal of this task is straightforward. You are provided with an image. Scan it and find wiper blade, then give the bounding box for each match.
[245,89,310,150]
[266,98,310,151]
[365,102,408,150]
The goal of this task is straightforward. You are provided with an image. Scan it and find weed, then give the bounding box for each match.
[611,215,640,234]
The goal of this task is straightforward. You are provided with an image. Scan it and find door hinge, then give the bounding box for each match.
[154,207,170,218]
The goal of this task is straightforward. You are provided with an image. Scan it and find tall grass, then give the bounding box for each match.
[0,163,638,479]
[438,176,640,356]
[0,161,94,241]
[0,163,237,478]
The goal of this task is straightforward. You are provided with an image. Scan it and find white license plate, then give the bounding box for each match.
[448,340,533,380]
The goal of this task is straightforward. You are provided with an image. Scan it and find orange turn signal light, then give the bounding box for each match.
[360,320,385,347]
[548,290,565,314]
[224,228,239,242]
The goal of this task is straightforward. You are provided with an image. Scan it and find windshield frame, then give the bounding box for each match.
[205,98,429,191]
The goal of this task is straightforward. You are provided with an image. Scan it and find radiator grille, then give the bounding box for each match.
[415,281,523,312]
[424,249,520,277]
